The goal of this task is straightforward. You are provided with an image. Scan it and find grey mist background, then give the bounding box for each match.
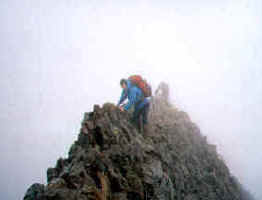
[0,1,261,199]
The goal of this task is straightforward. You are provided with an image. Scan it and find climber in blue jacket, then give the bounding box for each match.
[117,79,150,131]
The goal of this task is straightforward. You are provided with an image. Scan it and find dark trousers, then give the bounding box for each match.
[131,100,150,128]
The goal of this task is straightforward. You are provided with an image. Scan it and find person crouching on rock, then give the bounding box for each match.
[117,77,151,132]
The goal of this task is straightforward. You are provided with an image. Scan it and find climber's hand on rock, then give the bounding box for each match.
[119,106,124,112]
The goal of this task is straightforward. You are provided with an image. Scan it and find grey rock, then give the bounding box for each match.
[23,183,45,200]
[23,85,255,200]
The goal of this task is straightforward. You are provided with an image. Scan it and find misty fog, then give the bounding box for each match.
[0,1,261,200]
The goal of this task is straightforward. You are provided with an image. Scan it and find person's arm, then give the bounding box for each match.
[117,89,127,106]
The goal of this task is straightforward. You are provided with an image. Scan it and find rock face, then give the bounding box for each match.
[23,88,255,200]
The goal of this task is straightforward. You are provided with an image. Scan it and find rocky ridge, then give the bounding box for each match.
[24,84,255,200]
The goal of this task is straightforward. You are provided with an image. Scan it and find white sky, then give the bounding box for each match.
[0,0,261,199]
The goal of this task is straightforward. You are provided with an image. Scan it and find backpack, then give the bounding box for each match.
[128,75,152,97]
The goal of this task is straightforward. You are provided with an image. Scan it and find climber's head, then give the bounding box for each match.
[120,79,127,89]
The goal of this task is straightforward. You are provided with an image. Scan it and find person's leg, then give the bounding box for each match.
[140,102,151,134]
[136,102,149,132]
[142,102,150,125]
[132,102,145,130]
[131,103,140,128]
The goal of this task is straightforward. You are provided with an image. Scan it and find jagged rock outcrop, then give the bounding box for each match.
[23,85,255,200]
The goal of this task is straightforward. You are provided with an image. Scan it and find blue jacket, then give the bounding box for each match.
[117,80,144,111]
